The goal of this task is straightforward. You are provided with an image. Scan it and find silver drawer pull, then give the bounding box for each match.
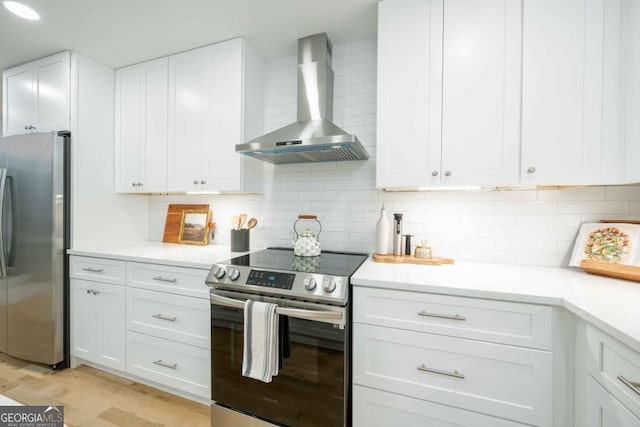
[153,359,177,370]
[618,375,640,397]
[82,267,104,273]
[418,311,466,321]
[152,314,177,322]
[86,289,99,295]
[417,364,465,379]
[152,276,177,283]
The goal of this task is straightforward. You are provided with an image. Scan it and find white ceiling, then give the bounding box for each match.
[0,0,378,108]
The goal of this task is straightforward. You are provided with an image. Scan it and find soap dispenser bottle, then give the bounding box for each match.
[376,203,390,254]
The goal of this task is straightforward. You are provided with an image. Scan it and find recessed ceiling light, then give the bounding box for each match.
[3,1,40,21]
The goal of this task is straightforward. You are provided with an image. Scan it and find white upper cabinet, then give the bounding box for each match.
[168,48,207,192]
[115,58,168,193]
[521,0,624,185]
[626,0,640,184]
[377,0,521,188]
[440,0,521,186]
[115,38,264,194]
[2,51,70,136]
[167,38,265,193]
[377,0,443,189]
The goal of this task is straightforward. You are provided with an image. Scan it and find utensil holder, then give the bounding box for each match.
[230,229,250,252]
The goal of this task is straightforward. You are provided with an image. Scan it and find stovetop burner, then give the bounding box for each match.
[205,247,369,306]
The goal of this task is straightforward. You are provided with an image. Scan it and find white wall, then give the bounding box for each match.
[149,39,640,267]
[72,53,149,248]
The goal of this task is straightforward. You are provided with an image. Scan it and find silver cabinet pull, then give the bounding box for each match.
[527,166,536,173]
[86,289,99,295]
[152,276,177,283]
[82,267,104,273]
[86,289,91,294]
[618,375,640,397]
[200,180,206,184]
[418,311,466,321]
[444,170,452,176]
[417,364,465,379]
[153,359,177,370]
[152,314,177,322]
[193,180,199,185]
[431,171,439,177]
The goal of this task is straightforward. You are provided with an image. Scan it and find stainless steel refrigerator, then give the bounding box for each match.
[0,131,70,368]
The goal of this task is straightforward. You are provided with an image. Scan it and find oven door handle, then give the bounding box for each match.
[210,292,344,323]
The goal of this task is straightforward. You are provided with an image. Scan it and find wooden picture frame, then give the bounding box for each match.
[179,209,211,246]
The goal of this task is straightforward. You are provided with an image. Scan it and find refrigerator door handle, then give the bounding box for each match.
[0,168,7,278]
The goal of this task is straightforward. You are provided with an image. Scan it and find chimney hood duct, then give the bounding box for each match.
[236,33,369,164]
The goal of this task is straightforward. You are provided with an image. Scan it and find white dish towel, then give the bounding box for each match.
[242,300,279,383]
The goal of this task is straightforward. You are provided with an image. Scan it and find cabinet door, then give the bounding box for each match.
[168,49,206,192]
[141,57,169,192]
[70,279,97,361]
[376,0,443,189]
[114,64,143,192]
[353,385,528,427]
[95,282,126,370]
[587,377,640,427]
[33,51,70,132]
[2,63,34,136]
[625,1,640,184]
[522,0,622,185]
[201,39,243,191]
[440,0,521,186]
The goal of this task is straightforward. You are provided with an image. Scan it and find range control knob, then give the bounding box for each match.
[213,267,226,280]
[323,279,337,293]
[229,269,240,281]
[303,276,317,291]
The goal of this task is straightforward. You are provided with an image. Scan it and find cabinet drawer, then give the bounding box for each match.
[353,324,552,426]
[353,287,552,350]
[127,262,209,298]
[126,287,210,349]
[587,324,640,418]
[353,385,528,427]
[126,331,209,398]
[69,256,126,285]
[587,377,640,427]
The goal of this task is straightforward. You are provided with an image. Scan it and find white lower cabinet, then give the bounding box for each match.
[587,377,640,427]
[126,331,209,397]
[353,286,553,426]
[353,385,528,427]
[70,278,126,371]
[69,255,211,400]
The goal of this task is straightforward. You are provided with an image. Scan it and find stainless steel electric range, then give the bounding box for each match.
[205,247,369,427]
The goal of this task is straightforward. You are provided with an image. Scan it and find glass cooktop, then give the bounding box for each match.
[221,247,369,277]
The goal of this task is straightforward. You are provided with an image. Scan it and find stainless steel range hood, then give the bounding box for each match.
[236,33,369,164]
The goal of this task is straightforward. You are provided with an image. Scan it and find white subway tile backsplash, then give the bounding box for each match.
[146,38,637,268]
[537,186,606,201]
[558,200,629,214]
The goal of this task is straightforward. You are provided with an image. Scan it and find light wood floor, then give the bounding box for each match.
[0,353,210,427]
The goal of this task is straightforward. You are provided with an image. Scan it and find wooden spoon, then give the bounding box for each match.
[238,214,247,229]
[246,218,258,229]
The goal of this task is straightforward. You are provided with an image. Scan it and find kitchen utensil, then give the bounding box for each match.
[231,215,240,230]
[238,213,247,229]
[247,217,258,229]
[392,213,403,256]
[292,215,322,257]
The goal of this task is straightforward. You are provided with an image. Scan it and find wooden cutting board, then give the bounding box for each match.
[372,253,455,265]
[162,204,210,243]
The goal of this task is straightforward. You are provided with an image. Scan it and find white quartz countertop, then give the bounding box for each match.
[68,241,256,270]
[352,258,640,354]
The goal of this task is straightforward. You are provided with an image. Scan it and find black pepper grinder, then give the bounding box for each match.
[393,213,403,256]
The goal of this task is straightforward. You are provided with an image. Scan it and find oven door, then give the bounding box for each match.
[210,290,348,427]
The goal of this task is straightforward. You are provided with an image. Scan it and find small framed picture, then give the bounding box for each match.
[179,209,211,246]
[569,222,640,267]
